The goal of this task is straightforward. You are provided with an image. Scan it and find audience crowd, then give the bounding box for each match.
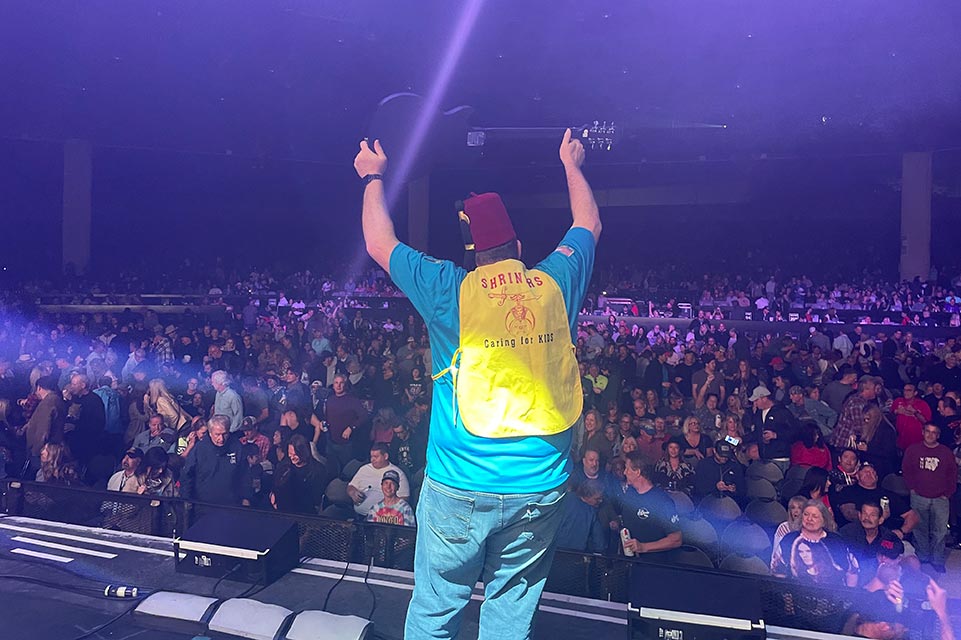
[1,277,960,639]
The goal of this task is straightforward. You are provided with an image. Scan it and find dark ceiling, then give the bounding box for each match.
[2,1,960,167]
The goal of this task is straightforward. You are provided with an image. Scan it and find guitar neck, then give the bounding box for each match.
[466,122,615,151]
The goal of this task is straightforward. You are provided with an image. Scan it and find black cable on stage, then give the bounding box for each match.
[0,574,109,598]
[0,551,150,598]
[66,599,142,640]
[363,557,377,621]
[322,558,352,612]
[211,562,242,598]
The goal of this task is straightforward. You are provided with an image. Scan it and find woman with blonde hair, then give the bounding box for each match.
[773,495,808,552]
[146,378,189,432]
[674,416,712,463]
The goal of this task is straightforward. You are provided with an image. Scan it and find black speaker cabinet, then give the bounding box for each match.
[174,511,299,586]
[628,562,766,640]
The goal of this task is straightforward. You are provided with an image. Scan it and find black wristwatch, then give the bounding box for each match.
[363,173,384,184]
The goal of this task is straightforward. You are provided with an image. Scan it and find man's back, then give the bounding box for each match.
[389,229,594,494]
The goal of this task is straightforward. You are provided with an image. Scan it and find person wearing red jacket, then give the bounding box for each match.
[790,421,832,471]
[892,383,932,452]
[902,423,958,572]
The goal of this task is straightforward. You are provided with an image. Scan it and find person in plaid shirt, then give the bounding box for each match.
[830,375,881,448]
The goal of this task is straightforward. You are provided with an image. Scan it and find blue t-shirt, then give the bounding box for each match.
[389,227,595,493]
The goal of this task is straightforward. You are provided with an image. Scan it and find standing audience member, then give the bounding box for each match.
[749,385,799,473]
[902,423,957,572]
[322,374,368,472]
[64,372,107,476]
[892,383,932,452]
[18,376,66,479]
[618,452,682,560]
[180,415,247,505]
[270,434,328,515]
[857,406,899,479]
[211,371,243,433]
[554,480,607,553]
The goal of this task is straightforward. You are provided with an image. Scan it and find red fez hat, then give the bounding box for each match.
[463,192,516,252]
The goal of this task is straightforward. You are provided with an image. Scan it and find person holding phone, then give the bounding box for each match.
[693,439,744,500]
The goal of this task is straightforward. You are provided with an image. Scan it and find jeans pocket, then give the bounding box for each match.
[425,481,474,543]
[520,489,567,541]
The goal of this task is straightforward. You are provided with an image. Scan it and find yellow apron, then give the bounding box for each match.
[434,259,582,438]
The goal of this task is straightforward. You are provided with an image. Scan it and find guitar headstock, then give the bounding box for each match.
[573,120,617,151]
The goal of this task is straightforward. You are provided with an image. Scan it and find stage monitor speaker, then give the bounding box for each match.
[628,563,766,640]
[175,510,299,586]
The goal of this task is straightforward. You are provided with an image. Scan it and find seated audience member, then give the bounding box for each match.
[636,416,670,463]
[672,416,712,464]
[693,439,744,501]
[271,434,327,514]
[241,442,271,509]
[555,479,607,553]
[840,500,901,586]
[387,418,425,481]
[617,452,682,560]
[771,499,859,587]
[569,448,610,491]
[138,446,176,497]
[180,415,247,505]
[800,466,833,513]
[774,495,808,552]
[790,420,833,470]
[239,416,271,461]
[133,415,175,453]
[851,542,953,640]
[173,416,206,459]
[35,442,79,485]
[653,441,696,496]
[348,443,410,516]
[366,469,415,527]
[828,448,861,492]
[832,462,919,536]
[107,447,143,493]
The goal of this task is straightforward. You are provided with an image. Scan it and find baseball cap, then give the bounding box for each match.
[877,531,905,559]
[382,470,401,486]
[124,447,144,460]
[788,385,804,395]
[858,374,881,386]
[770,356,785,367]
[747,386,771,402]
[714,440,734,457]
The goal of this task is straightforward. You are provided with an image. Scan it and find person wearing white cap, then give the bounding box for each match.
[749,385,800,474]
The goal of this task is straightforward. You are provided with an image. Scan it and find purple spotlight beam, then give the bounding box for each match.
[385,0,486,206]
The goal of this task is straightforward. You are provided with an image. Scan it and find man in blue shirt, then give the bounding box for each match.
[354,129,601,640]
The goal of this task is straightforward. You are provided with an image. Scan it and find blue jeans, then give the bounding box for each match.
[910,491,950,566]
[405,476,566,640]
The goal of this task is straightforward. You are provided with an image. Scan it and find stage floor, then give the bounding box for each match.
[0,515,628,640]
